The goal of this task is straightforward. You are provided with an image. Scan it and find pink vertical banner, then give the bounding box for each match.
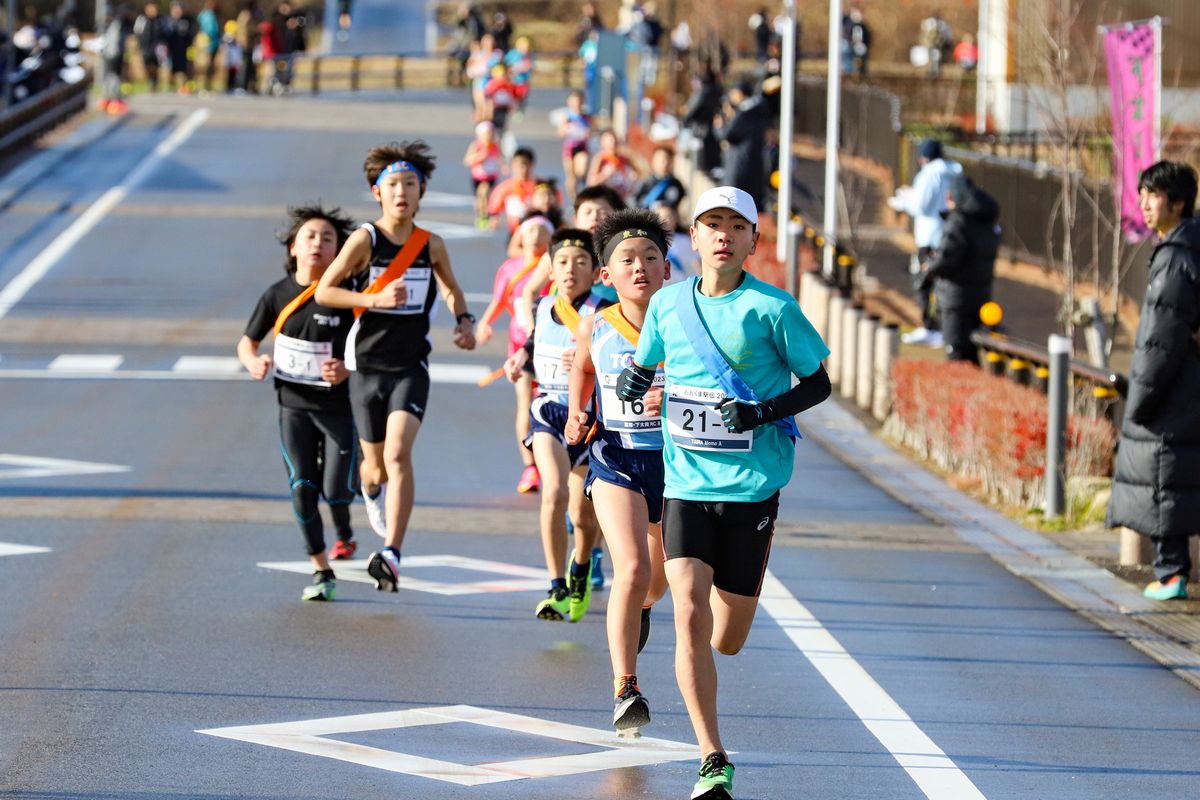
[1103,22,1159,242]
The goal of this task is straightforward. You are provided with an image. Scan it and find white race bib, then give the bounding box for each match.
[599,372,664,432]
[665,383,753,452]
[367,265,432,315]
[273,334,332,386]
[533,343,569,396]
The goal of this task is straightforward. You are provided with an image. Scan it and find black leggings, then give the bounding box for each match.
[279,407,358,556]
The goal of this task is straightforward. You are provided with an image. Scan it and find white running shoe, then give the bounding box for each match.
[362,483,388,539]
[923,330,944,348]
[901,326,932,344]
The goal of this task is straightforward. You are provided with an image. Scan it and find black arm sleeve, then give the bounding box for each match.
[758,365,832,423]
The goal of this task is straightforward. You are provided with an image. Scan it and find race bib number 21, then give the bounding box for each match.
[664,384,752,452]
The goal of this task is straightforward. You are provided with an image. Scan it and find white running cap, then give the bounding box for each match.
[692,186,759,226]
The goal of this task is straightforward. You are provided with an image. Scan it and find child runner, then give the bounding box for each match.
[463,120,503,229]
[476,214,555,494]
[315,141,477,593]
[505,35,535,113]
[565,209,672,737]
[557,89,591,200]
[616,187,831,800]
[488,146,539,234]
[632,144,687,211]
[483,62,518,133]
[586,129,639,203]
[504,228,606,622]
[237,205,357,602]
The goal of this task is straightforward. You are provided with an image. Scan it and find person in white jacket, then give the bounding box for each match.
[888,139,962,346]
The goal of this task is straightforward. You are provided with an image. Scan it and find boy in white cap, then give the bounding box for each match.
[616,186,831,799]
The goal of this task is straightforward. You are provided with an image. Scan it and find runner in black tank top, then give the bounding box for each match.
[315,140,477,594]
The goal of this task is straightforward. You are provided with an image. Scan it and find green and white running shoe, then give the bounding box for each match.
[567,555,593,622]
[301,572,336,602]
[535,587,570,621]
[691,751,734,799]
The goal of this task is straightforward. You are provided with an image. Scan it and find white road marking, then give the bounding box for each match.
[420,220,492,241]
[258,554,546,596]
[0,453,131,481]
[0,542,52,557]
[48,354,124,372]
[0,361,494,383]
[197,704,696,786]
[171,356,243,374]
[0,109,211,320]
[418,190,477,208]
[760,570,988,800]
[464,292,495,304]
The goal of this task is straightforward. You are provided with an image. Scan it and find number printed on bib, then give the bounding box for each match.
[533,343,568,396]
[599,372,664,431]
[368,265,432,315]
[273,334,332,386]
[665,384,753,452]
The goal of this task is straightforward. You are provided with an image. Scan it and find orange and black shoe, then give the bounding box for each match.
[613,675,650,737]
[329,538,357,560]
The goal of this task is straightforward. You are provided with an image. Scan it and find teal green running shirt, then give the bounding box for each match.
[634,273,830,502]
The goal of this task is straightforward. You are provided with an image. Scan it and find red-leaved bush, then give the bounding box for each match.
[883,358,1118,507]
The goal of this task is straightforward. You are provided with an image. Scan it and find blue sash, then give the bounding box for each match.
[674,277,799,438]
[642,177,672,207]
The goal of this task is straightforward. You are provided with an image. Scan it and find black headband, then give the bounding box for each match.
[600,227,669,266]
[550,237,597,264]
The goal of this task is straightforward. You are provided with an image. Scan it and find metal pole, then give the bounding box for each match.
[1045,334,1071,517]
[776,0,797,262]
[785,219,801,299]
[1153,16,1162,159]
[822,0,843,280]
[975,0,988,134]
[4,0,16,107]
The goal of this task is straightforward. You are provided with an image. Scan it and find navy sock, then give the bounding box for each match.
[551,578,567,592]
[384,546,400,560]
[570,559,589,579]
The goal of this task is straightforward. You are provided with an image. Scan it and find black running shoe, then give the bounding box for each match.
[366,550,399,592]
[613,675,650,737]
[638,606,652,653]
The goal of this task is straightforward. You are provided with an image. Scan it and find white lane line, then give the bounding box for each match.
[172,355,243,374]
[0,362,494,384]
[48,354,124,372]
[464,292,494,304]
[0,108,211,320]
[0,453,130,480]
[0,542,52,557]
[760,571,988,800]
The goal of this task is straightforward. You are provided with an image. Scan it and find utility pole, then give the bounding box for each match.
[823,0,843,280]
[775,0,796,263]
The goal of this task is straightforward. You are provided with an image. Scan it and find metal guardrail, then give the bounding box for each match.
[0,77,92,158]
[971,330,1127,420]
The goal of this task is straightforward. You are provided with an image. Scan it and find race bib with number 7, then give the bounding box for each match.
[664,384,753,452]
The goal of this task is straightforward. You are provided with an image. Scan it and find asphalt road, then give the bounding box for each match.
[1,89,1199,800]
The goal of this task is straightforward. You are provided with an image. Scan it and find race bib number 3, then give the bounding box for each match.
[665,384,753,452]
[599,373,664,431]
[273,334,332,387]
[368,265,432,315]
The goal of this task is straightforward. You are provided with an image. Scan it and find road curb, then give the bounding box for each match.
[799,398,1200,691]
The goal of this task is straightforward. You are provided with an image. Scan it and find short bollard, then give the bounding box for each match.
[856,315,878,411]
[804,275,830,343]
[872,323,899,422]
[1119,527,1152,567]
[827,294,846,383]
[840,305,861,400]
[1045,335,1070,518]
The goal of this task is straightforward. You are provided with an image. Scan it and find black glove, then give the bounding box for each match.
[616,363,657,401]
[717,398,764,433]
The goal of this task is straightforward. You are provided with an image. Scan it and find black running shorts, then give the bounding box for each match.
[349,365,431,443]
[662,493,780,597]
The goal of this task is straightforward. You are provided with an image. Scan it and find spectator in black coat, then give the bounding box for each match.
[1107,160,1200,601]
[714,77,769,209]
[163,1,196,91]
[134,2,165,92]
[919,176,1000,363]
[682,63,723,177]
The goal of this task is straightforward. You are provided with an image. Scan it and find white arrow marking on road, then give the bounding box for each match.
[0,454,131,480]
[198,704,697,786]
[257,554,546,596]
[0,108,210,320]
[0,542,52,557]
[760,570,989,800]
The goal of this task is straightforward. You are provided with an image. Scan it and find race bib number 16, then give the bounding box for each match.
[664,384,753,452]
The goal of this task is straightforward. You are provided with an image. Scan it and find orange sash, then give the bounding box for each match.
[274,283,318,335]
[486,256,540,326]
[598,305,641,346]
[354,226,431,319]
[553,294,583,336]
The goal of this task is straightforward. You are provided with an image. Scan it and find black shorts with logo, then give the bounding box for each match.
[349,365,431,443]
[662,492,780,597]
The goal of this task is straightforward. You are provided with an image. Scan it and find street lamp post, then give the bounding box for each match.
[823,0,843,280]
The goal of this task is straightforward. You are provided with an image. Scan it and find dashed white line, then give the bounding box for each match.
[172,356,243,374]
[48,354,124,372]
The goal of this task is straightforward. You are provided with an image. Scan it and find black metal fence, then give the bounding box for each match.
[0,77,92,159]
[794,77,903,181]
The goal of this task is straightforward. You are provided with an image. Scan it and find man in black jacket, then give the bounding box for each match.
[714,77,769,210]
[1107,160,1200,601]
[919,176,1000,363]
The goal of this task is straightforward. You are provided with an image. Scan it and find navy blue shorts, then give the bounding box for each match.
[584,439,665,524]
[528,397,589,467]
